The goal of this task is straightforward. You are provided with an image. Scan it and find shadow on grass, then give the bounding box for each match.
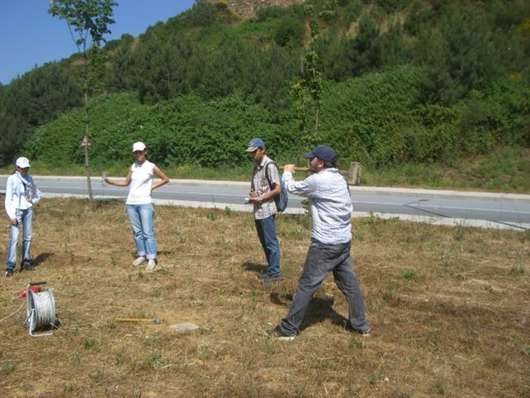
[157,250,177,256]
[241,261,267,275]
[93,199,124,209]
[269,292,348,331]
[302,297,349,331]
[33,252,54,267]
[270,292,293,306]
[126,250,176,259]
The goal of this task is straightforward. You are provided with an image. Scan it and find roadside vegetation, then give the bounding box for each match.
[0,0,528,190]
[0,198,528,396]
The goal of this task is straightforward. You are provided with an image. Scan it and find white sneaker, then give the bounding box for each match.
[145,259,157,273]
[132,256,146,267]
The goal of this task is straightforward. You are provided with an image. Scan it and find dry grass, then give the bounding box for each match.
[0,199,529,397]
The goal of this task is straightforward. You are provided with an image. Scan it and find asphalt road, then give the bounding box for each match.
[2,176,529,228]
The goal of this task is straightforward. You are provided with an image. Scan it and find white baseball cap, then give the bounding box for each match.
[132,142,146,152]
[15,157,31,168]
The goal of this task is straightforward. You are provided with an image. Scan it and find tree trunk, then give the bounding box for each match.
[83,48,93,202]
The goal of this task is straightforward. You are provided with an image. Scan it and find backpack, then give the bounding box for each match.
[265,161,289,212]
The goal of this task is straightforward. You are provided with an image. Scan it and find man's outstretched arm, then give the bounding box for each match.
[282,165,315,197]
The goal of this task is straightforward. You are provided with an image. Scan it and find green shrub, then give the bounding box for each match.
[27,93,300,168]
[341,0,362,24]
[273,17,305,47]
[407,105,461,162]
[317,66,424,166]
[26,67,528,171]
[375,0,408,13]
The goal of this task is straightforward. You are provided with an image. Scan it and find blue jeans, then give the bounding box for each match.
[279,240,369,336]
[6,208,33,271]
[255,215,281,276]
[126,204,157,260]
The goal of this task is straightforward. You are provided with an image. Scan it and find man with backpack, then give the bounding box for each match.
[246,137,283,282]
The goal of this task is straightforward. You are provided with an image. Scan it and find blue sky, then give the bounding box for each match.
[0,0,196,85]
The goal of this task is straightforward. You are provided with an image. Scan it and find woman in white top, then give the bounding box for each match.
[4,157,42,278]
[104,142,169,272]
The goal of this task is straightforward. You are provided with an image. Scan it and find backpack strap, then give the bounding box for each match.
[250,166,257,192]
[264,161,279,189]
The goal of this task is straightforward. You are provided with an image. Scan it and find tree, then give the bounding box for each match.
[414,4,504,104]
[49,0,117,200]
[0,63,82,166]
[291,8,322,146]
[291,49,322,144]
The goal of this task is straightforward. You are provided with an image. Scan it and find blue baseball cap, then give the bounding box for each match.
[246,137,265,152]
[303,145,337,162]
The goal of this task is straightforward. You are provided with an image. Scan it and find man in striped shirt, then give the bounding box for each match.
[247,138,282,282]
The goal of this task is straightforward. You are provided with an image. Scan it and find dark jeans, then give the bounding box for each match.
[279,240,369,336]
[255,215,281,276]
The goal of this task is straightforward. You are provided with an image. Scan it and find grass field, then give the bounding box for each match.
[0,199,529,397]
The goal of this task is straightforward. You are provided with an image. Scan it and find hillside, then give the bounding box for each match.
[0,0,529,190]
[217,0,304,18]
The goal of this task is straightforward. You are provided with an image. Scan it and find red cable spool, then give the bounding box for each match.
[18,285,42,299]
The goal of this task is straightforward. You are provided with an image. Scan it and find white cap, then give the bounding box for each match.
[132,142,146,152]
[15,157,31,168]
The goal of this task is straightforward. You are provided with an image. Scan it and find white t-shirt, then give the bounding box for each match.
[126,160,155,205]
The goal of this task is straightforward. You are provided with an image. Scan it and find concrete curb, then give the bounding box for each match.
[349,186,530,200]
[349,211,530,231]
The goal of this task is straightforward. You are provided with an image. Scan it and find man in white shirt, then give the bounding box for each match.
[4,157,42,277]
[268,145,370,340]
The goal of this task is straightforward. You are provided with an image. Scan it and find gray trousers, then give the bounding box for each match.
[279,240,369,336]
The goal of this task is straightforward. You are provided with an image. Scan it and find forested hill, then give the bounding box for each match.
[215,0,304,18]
[0,0,529,177]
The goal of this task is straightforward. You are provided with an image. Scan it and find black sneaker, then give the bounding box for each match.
[353,327,371,337]
[4,270,14,278]
[345,322,371,336]
[22,260,34,271]
[266,325,296,341]
[260,273,283,284]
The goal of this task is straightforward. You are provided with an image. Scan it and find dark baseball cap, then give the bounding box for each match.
[246,137,265,152]
[303,145,337,162]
